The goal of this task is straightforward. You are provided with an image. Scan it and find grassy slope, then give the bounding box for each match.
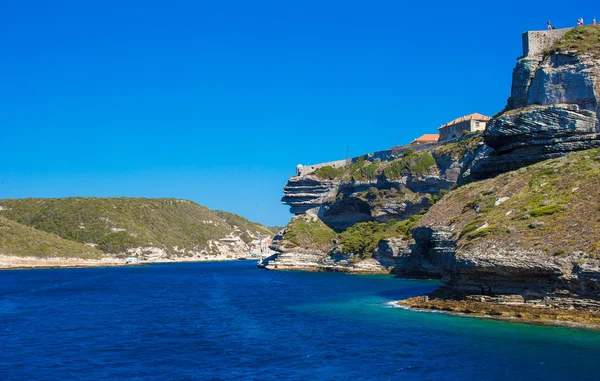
[281,216,337,251]
[0,217,104,259]
[431,134,483,159]
[418,148,600,256]
[547,24,600,58]
[0,198,271,256]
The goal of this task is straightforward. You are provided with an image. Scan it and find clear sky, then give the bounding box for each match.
[1,1,596,226]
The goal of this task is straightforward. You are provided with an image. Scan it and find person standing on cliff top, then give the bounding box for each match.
[593,18,597,25]
[578,17,584,26]
[547,20,552,30]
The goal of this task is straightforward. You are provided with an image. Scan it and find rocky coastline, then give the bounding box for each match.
[397,287,600,330]
[266,26,600,327]
[0,254,264,270]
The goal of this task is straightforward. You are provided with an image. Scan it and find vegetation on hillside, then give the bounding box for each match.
[0,198,271,257]
[0,217,104,259]
[314,165,346,180]
[418,148,600,256]
[349,156,379,181]
[282,216,337,251]
[281,213,423,259]
[312,149,439,183]
[432,134,483,159]
[382,150,436,179]
[546,24,600,58]
[312,135,487,184]
[339,215,422,258]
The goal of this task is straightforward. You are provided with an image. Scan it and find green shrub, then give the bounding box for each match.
[530,204,563,218]
[412,152,436,175]
[339,215,423,258]
[340,221,384,258]
[357,162,379,181]
[460,221,480,237]
[383,151,436,179]
[403,148,415,157]
[348,156,381,182]
[467,226,495,240]
[314,166,345,180]
[391,214,422,238]
[433,134,483,159]
[383,159,408,179]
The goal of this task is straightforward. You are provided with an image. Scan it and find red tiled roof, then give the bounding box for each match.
[438,113,490,130]
[412,134,440,143]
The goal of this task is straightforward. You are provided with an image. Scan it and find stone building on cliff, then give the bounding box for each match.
[438,113,490,142]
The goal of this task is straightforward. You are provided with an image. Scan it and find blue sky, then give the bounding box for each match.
[0,1,596,226]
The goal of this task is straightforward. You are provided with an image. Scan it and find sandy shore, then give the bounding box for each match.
[0,255,259,270]
[0,255,125,270]
[397,287,600,330]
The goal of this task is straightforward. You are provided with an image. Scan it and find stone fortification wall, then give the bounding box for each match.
[296,159,347,176]
[370,142,439,162]
[296,142,441,177]
[522,28,571,57]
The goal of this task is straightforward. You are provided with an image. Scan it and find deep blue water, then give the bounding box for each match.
[1,261,600,380]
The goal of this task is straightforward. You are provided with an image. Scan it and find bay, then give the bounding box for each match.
[1,261,599,380]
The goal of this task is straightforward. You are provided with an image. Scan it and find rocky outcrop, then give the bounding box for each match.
[472,104,599,177]
[269,136,486,272]
[412,148,600,303]
[319,183,434,230]
[283,176,440,231]
[261,249,392,274]
[442,245,591,295]
[262,236,421,274]
[281,139,483,231]
[281,177,338,215]
[407,231,600,299]
[410,227,456,278]
[473,30,600,179]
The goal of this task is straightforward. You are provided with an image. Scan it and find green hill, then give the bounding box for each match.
[0,198,272,258]
[0,216,104,259]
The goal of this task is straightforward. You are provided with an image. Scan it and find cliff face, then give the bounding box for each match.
[282,138,483,231]
[473,26,600,179]
[267,137,485,273]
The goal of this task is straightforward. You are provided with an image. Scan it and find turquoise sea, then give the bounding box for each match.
[1,261,599,380]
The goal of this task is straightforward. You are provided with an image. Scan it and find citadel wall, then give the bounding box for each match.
[522,28,571,57]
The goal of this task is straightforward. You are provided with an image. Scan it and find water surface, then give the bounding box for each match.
[1,261,599,380]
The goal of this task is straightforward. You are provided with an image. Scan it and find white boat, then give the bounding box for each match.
[124,257,139,265]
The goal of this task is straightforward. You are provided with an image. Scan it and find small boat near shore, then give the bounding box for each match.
[124,257,140,265]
